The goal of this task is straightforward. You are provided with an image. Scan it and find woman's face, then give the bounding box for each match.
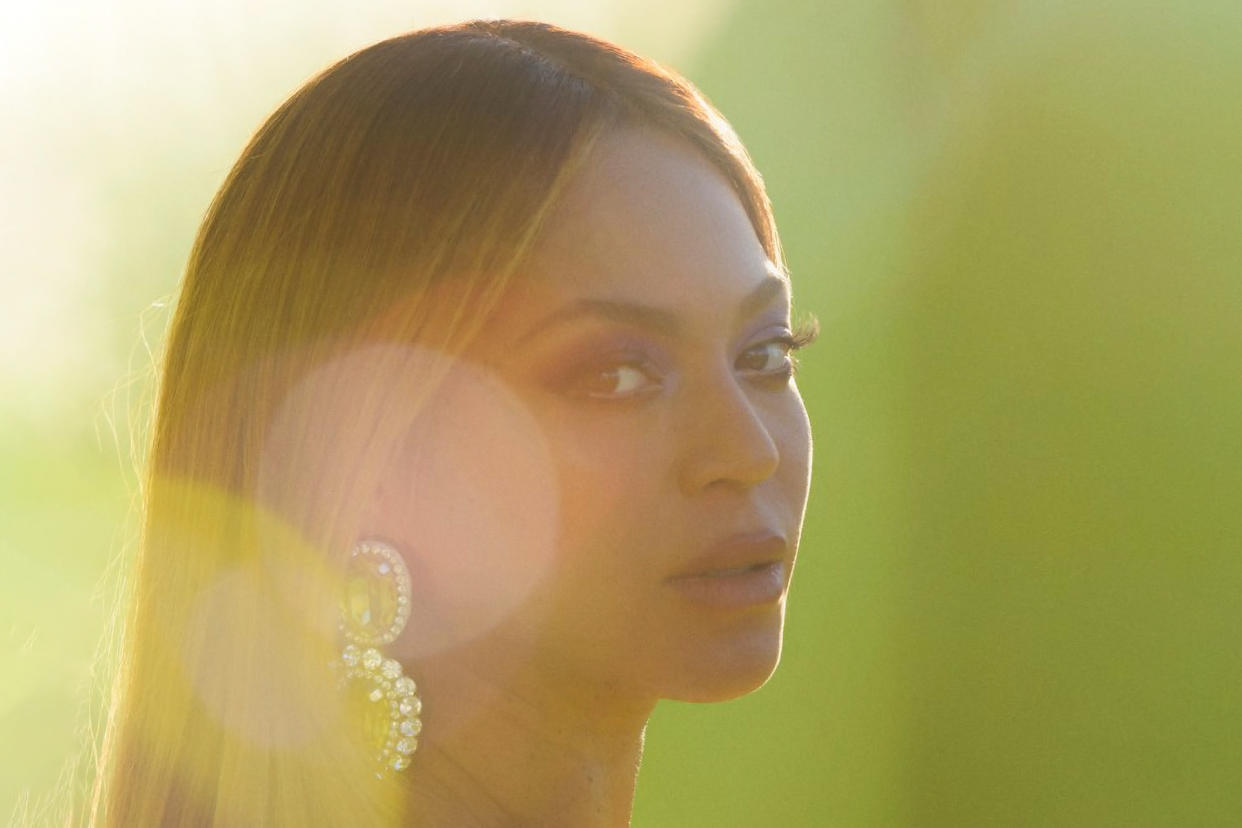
[373,126,812,704]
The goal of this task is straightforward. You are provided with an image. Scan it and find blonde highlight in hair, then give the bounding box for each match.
[89,19,784,826]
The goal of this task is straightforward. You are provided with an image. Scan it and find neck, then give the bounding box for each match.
[400,651,654,827]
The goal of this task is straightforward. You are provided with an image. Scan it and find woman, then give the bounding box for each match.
[93,19,816,826]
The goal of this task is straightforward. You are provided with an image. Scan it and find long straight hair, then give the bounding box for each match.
[91,19,785,826]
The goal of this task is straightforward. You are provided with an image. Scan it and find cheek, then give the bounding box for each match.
[509,404,681,659]
[388,361,561,658]
[525,410,685,684]
[543,408,670,561]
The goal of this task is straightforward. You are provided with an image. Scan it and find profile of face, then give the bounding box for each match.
[365,126,813,707]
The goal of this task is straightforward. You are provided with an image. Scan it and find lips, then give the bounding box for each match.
[667,532,789,581]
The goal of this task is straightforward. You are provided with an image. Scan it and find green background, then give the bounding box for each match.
[5,1,1240,825]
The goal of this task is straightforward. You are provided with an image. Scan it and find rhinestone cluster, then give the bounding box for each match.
[339,644,424,775]
[340,540,412,647]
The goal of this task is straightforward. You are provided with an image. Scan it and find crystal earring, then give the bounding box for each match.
[337,538,423,776]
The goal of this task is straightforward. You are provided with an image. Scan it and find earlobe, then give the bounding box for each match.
[359,430,421,546]
[356,480,391,549]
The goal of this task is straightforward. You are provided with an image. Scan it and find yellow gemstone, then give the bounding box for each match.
[342,555,400,638]
[344,676,393,754]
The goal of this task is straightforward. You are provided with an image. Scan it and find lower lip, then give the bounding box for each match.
[666,562,787,609]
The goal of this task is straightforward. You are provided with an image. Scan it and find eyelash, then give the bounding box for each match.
[784,316,821,377]
[743,319,820,379]
[558,317,820,401]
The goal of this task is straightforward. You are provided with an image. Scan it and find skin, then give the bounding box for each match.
[363,125,813,826]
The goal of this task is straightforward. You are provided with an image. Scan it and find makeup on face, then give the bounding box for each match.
[664,531,792,609]
[498,271,817,405]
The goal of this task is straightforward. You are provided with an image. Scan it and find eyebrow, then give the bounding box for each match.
[516,270,790,348]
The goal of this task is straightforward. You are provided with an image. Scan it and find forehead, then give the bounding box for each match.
[508,125,784,315]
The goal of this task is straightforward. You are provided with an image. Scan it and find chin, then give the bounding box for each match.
[661,620,786,703]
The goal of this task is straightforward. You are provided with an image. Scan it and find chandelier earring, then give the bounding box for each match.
[336,538,423,777]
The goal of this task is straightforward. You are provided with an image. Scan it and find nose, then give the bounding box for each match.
[677,372,781,495]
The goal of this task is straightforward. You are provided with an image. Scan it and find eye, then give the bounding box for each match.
[736,321,819,380]
[563,358,664,400]
[730,337,789,374]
